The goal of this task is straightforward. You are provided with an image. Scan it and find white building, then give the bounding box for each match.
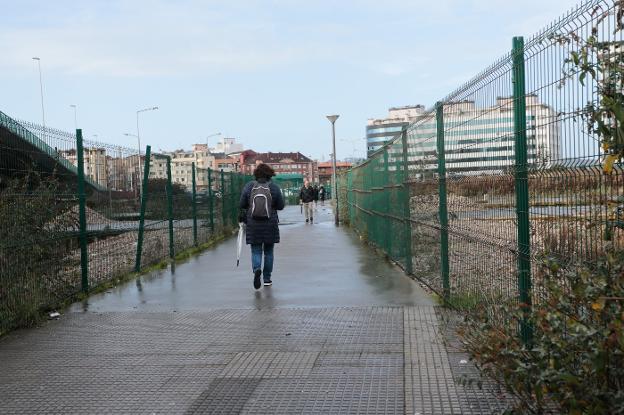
[213,137,243,155]
[61,147,109,188]
[406,95,560,176]
[366,105,428,156]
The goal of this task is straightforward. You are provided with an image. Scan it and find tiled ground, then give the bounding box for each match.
[0,306,509,414]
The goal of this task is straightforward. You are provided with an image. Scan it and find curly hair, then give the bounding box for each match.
[253,163,276,179]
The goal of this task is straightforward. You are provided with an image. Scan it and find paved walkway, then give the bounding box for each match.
[0,206,507,414]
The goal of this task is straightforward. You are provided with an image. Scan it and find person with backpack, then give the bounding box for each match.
[299,180,315,223]
[239,163,285,289]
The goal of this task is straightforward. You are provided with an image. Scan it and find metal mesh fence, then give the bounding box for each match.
[0,111,248,333]
[342,0,624,336]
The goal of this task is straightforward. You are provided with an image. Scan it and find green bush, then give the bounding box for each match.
[459,250,624,414]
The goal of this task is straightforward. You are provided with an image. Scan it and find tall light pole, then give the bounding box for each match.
[326,114,340,226]
[136,107,158,196]
[70,104,78,130]
[124,132,142,195]
[205,132,221,151]
[32,57,46,135]
[136,106,159,158]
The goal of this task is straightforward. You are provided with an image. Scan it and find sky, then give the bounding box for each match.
[0,0,583,161]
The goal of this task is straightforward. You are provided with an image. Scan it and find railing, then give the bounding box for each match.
[0,114,250,334]
[342,0,624,342]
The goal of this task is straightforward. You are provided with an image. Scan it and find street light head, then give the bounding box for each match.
[32,57,40,61]
[326,115,339,124]
[70,104,76,108]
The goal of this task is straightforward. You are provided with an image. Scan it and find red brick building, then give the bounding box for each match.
[318,161,352,186]
[240,151,319,183]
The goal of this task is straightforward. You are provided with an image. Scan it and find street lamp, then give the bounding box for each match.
[135,107,158,196]
[70,104,78,130]
[326,114,340,226]
[32,57,46,136]
[205,132,221,151]
[136,106,159,157]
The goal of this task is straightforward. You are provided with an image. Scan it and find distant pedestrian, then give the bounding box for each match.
[299,180,315,223]
[319,185,326,206]
[313,184,319,208]
[239,163,285,290]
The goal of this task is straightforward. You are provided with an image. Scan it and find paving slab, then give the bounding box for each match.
[0,205,509,414]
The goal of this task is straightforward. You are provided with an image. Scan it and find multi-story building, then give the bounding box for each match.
[240,151,319,182]
[318,161,353,186]
[61,147,109,188]
[407,95,560,176]
[366,105,427,157]
[213,137,243,155]
[149,145,218,191]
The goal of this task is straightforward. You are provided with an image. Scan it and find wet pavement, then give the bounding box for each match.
[72,205,432,313]
[0,205,509,414]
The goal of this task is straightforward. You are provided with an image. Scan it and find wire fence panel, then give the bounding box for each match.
[343,0,624,332]
[0,112,248,334]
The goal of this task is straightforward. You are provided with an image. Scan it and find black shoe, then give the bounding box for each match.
[310,217,313,223]
[263,279,272,286]
[253,269,262,290]
[305,219,309,223]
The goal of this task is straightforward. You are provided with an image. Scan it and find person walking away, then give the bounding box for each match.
[313,184,319,208]
[319,185,326,206]
[299,180,315,223]
[239,163,285,289]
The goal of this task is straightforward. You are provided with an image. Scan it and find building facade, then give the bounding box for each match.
[366,105,427,157]
[318,161,353,186]
[240,151,319,183]
[407,95,560,176]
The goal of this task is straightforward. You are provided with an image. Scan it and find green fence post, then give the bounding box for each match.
[436,102,451,300]
[383,148,391,257]
[166,156,175,260]
[220,169,226,228]
[191,162,198,247]
[76,129,89,293]
[208,168,214,232]
[135,145,151,272]
[400,128,413,275]
[512,36,533,345]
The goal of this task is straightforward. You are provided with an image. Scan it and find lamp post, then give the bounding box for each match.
[135,107,158,196]
[326,114,340,226]
[70,104,78,130]
[32,57,46,136]
[205,132,221,150]
[125,132,142,197]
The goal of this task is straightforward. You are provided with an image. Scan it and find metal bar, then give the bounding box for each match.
[400,127,413,275]
[208,168,214,232]
[192,162,198,247]
[512,36,533,345]
[135,145,151,272]
[76,129,89,293]
[436,102,450,300]
[221,169,225,228]
[166,156,175,260]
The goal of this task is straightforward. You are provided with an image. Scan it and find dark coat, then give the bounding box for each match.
[240,179,285,245]
[299,186,316,203]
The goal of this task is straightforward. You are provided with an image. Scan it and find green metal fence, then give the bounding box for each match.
[343,0,624,340]
[0,112,249,334]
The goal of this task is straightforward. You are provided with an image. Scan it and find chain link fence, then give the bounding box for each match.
[0,111,249,333]
[342,0,624,341]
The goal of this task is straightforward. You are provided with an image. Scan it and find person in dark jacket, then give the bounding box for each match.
[299,180,316,223]
[239,163,285,289]
[319,185,326,206]
[313,184,319,207]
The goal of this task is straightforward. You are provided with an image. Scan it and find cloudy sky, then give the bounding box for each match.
[1,0,582,160]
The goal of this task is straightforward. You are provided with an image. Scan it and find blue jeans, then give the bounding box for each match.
[251,243,274,280]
